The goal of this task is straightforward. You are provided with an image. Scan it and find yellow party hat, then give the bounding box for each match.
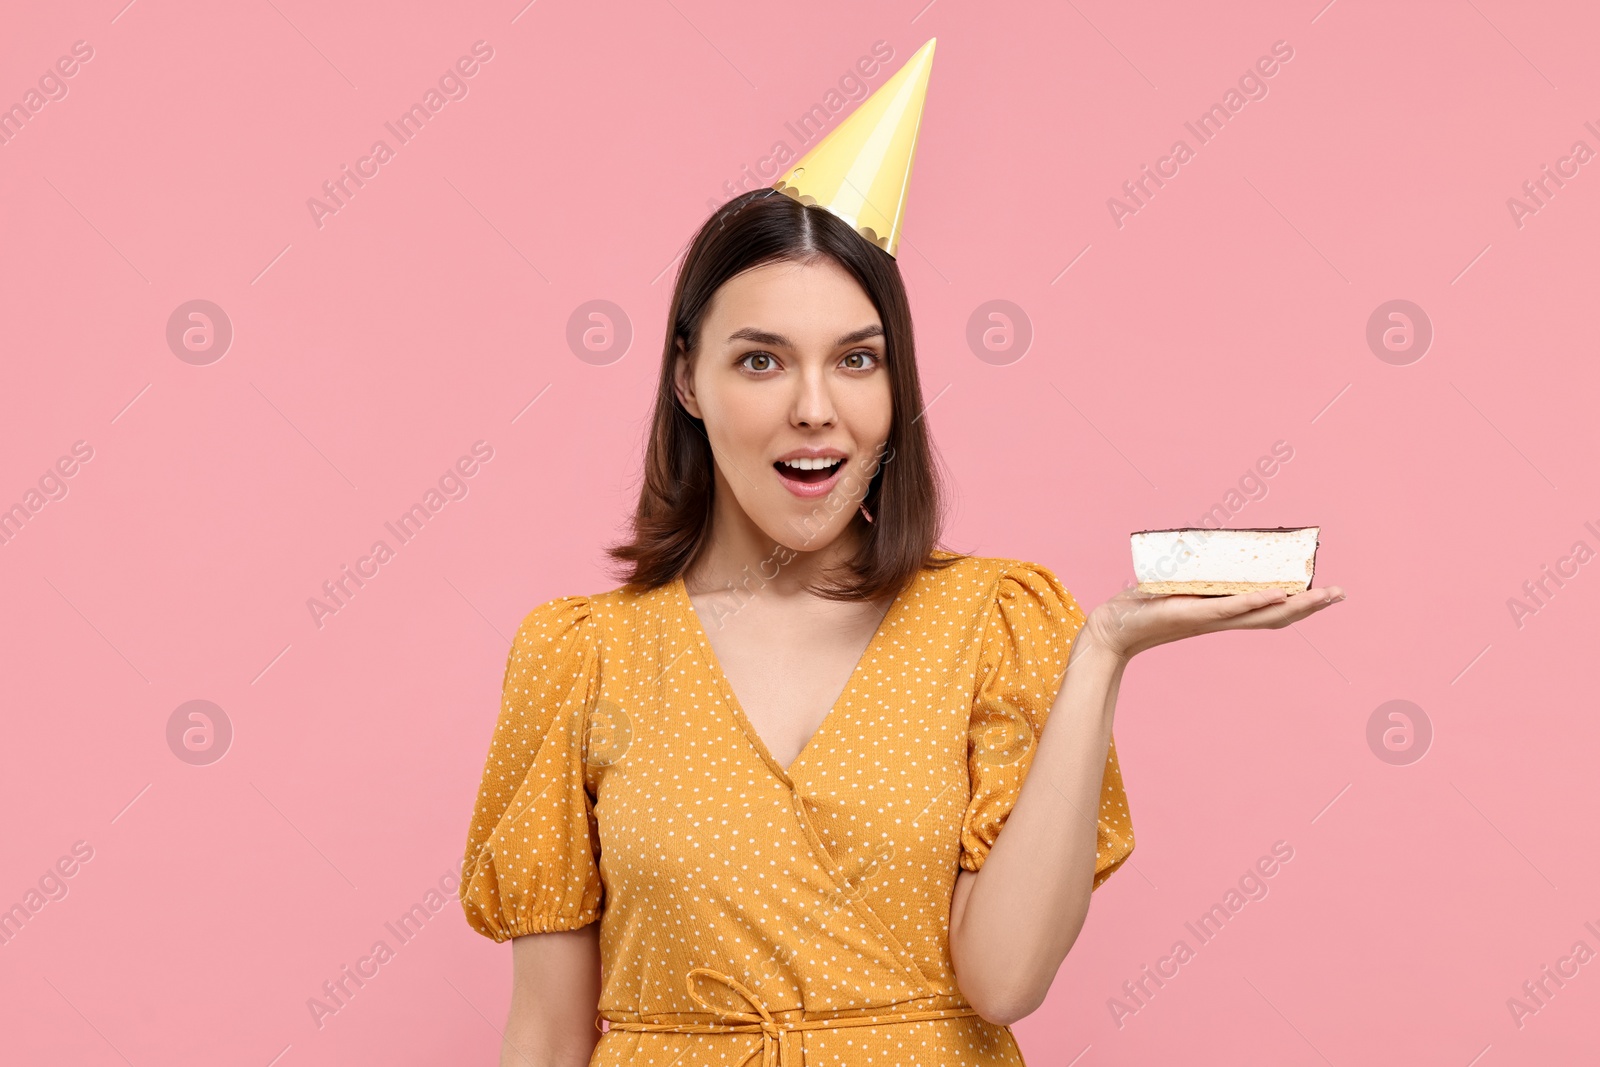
[772,38,936,258]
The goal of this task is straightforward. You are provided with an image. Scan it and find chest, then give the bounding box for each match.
[691,594,888,772]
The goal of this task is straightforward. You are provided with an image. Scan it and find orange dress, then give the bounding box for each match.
[459,552,1135,1065]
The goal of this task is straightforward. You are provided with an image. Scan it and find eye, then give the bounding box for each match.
[739,351,779,373]
[841,349,880,371]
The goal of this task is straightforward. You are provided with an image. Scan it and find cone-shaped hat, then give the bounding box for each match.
[772,38,936,258]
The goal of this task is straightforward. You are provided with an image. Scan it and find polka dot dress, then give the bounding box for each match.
[460,552,1136,1065]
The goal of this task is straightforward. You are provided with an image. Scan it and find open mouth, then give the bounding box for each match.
[774,456,845,483]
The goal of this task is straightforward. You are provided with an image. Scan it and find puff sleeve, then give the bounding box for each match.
[960,562,1136,890]
[460,595,603,941]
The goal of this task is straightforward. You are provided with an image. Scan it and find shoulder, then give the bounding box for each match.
[921,550,1072,602]
[508,579,674,655]
[920,551,1088,634]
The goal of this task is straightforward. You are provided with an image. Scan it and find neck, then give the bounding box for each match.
[684,468,864,599]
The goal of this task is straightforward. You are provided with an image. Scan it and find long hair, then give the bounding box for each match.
[606,188,962,602]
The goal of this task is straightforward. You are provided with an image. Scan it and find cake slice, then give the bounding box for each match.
[1130,526,1320,595]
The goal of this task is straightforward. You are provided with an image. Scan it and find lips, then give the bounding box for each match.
[773,454,847,498]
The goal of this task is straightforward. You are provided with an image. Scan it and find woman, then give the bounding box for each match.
[457,184,1345,1065]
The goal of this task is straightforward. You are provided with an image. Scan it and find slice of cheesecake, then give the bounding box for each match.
[1130,526,1320,595]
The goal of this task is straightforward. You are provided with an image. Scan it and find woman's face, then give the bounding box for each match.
[674,255,893,554]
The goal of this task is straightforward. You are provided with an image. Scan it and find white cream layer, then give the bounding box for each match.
[1130,527,1318,584]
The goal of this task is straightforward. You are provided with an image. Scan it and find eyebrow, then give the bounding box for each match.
[724,324,884,348]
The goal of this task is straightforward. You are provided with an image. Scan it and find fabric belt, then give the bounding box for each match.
[598,966,981,1067]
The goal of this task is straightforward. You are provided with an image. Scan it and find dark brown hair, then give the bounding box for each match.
[606,188,962,602]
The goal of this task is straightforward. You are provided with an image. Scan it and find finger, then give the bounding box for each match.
[1207,588,1289,620]
[1225,586,1344,629]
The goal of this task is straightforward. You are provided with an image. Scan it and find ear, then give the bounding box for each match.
[672,339,704,420]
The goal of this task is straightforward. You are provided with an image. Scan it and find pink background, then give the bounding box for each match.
[2,1,1596,1063]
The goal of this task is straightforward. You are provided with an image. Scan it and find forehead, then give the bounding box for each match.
[704,257,880,340]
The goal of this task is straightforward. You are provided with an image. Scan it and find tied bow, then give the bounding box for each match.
[598,966,981,1066]
[684,966,801,1067]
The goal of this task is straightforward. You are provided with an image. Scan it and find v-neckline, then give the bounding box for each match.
[672,569,916,784]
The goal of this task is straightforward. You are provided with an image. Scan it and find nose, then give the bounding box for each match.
[791,363,837,429]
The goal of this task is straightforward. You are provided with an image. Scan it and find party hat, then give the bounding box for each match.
[772,38,936,258]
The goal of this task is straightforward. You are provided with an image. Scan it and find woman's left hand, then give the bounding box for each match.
[1080,584,1347,662]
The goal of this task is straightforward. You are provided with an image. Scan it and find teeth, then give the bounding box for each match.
[780,456,843,471]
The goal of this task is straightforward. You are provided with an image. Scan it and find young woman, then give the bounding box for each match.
[459,188,1345,1066]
